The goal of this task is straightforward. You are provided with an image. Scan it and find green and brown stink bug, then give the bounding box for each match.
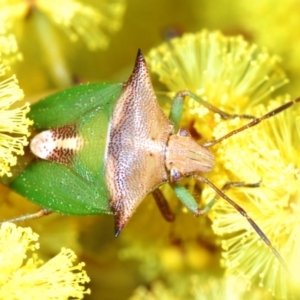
[2,50,299,272]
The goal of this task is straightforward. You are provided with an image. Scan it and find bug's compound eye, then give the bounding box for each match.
[170,168,182,183]
[178,128,190,137]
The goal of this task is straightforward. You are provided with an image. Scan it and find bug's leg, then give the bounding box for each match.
[152,188,175,222]
[169,92,185,131]
[203,96,300,147]
[169,90,256,132]
[169,181,257,216]
[193,175,291,274]
[196,181,261,216]
[221,181,261,190]
[0,208,52,225]
[171,180,290,273]
[170,183,199,214]
[172,181,259,217]
[171,90,256,128]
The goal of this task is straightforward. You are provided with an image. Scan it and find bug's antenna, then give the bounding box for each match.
[195,175,291,274]
[202,97,300,147]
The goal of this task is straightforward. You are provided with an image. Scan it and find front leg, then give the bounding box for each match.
[169,90,255,131]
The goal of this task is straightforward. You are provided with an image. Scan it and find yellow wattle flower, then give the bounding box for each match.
[147,30,288,142]
[0,33,22,65]
[0,64,32,177]
[36,0,126,51]
[0,222,90,300]
[209,97,300,297]
[147,30,296,298]
[147,30,288,107]
[232,0,300,96]
[0,0,126,51]
[129,275,268,300]
[0,0,126,88]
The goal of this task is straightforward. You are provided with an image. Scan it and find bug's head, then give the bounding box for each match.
[165,128,215,182]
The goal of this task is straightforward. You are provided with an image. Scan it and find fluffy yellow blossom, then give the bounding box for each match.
[129,281,181,300]
[147,30,297,298]
[190,275,270,300]
[147,30,287,110]
[147,30,288,141]
[209,97,300,298]
[233,0,300,97]
[0,0,125,50]
[129,275,269,300]
[0,0,126,88]
[0,222,90,299]
[37,0,125,50]
[0,33,22,65]
[0,64,32,177]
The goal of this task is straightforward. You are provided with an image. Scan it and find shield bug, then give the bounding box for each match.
[2,50,299,272]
